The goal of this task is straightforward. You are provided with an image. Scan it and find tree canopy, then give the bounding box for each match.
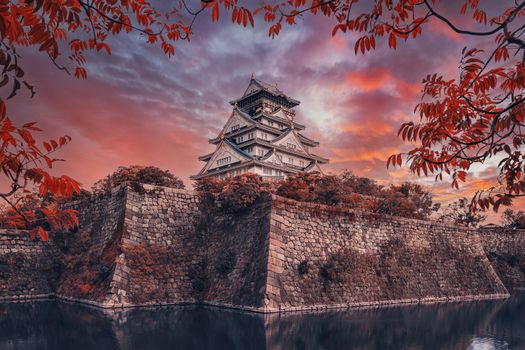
[92,166,185,194]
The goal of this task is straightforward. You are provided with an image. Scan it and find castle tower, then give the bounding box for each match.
[191,75,328,181]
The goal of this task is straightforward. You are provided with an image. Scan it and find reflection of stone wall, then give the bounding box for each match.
[1,294,525,350]
[479,228,525,290]
[0,184,520,312]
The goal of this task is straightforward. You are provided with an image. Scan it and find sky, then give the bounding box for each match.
[6,1,522,221]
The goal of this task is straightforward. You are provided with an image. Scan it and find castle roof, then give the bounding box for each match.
[229,76,300,107]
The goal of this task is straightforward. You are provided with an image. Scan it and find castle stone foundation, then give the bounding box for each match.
[0,183,516,312]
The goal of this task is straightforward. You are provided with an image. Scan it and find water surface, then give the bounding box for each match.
[1,293,525,350]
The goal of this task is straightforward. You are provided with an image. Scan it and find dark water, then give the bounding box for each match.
[1,294,525,350]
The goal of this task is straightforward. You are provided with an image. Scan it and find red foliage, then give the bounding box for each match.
[0,100,79,240]
[78,283,93,295]
[92,166,185,194]
[195,173,271,212]
[197,171,438,220]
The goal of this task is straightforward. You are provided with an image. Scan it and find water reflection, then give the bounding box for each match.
[0,293,524,350]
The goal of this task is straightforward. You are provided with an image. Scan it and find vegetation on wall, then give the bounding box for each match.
[195,171,440,220]
[501,209,525,229]
[92,166,185,194]
[438,198,487,228]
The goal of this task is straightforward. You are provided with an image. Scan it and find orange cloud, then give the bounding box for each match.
[329,35,348,52]
[335,120,394,138]
[344,68,393,92]
[329,146,400,163]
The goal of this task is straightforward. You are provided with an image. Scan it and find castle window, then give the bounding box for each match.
[263,168,273,175]
[299,160,305,167]
[258,149,266,156]
[246,146,254,153]
[237,136,244,143]
[288,157,294,165]
[248,132,254,139]
[217,156,231,166]
[231,124,240,132]
[286,142,297,149]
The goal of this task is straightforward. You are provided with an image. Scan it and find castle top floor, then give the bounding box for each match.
[230,75,300,117]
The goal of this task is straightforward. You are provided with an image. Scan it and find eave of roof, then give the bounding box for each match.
[208,121,287,144]
[224,138,254,160]
[198,152,214,161]
[236,139,329,163]
[254,112,306,130]
[297,133,320,146]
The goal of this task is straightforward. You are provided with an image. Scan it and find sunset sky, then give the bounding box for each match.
[7,2,521,220]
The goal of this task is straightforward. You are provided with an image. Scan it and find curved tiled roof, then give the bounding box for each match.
[230,77,300,106]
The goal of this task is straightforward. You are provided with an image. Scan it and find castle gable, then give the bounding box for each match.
[271,130,309,155]
[199,141,252,174]
[271,107,292,122]
[220,109,254,136]
[261,149,285,166]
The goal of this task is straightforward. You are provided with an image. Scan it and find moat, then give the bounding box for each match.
[1,292,524,350]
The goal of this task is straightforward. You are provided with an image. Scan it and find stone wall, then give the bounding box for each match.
[0,229,59,301]
[0,184,521,312]
[264,196,509,311]
[479,228,525,290]
[108,184,271,310]
[54,184,128,304]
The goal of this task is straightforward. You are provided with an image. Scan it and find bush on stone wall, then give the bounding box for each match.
[92,166,185,194]
[276,172,439,220]
[195,173,271,213]
[194,171,438,220]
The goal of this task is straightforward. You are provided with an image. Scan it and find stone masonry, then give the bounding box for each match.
[0,183,519,312]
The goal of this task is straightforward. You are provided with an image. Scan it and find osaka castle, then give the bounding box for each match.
[191,75,328,180]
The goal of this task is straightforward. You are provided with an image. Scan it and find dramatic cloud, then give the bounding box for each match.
[8,3,521,221]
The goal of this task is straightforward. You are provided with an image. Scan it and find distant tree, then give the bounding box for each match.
[315,175,348,206]
[339,171,382,196]
[375,183,440,220]
[439,198,487,228]
[92,166,184,194]
[500,209,525,229]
